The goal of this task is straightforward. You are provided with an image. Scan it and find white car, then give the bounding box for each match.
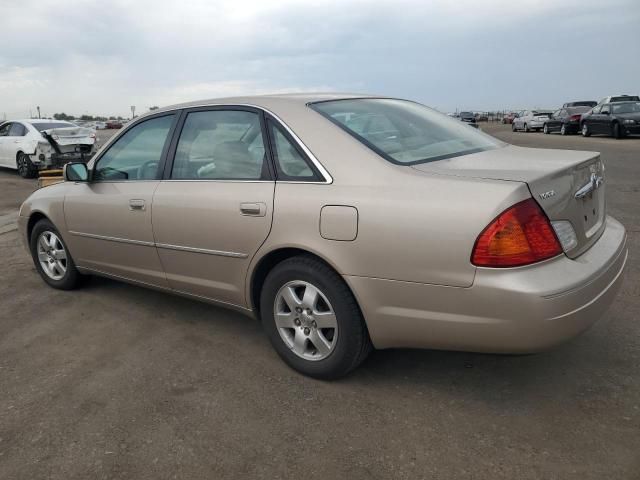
[0,120,96,178]
[512,110,553,132]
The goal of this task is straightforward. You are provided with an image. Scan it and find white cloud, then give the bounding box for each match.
[0,0,638,117]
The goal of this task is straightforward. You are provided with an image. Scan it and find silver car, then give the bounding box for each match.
[512,110,553,132]
[18,94,627,378]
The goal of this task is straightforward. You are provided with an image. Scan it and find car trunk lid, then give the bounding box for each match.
[411,145,606,258]
[42,127,95,154]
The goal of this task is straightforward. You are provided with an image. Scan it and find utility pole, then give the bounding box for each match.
[37,106,41,119]
[131,105,136,119]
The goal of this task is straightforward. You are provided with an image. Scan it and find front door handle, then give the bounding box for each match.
[129,199,146,211]
[240,202,266,217]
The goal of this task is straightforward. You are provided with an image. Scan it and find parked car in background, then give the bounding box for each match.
[475,113,488,122]
[581,101,640,138]
[459,111,478,128]
[597,95,639,106]
[563,101,597,108]
[18,94,626,378]
[542,106,591,135]
[0,120,96,178]
[106,120,123,129]
[512,110,553,132]
[501,112,519,124]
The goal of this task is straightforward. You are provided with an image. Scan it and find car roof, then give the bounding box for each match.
[148,93,378,116]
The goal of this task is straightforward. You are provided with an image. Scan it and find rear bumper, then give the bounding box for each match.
[529,119,547,128]
[347,216,627,352]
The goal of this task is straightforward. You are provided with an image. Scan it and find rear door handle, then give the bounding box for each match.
[240,202,266,217]
[129,199,146,211]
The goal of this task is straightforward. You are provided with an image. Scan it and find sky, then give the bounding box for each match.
[1,0,639,118]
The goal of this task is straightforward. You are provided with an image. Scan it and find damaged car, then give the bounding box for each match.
[0,119,96,178]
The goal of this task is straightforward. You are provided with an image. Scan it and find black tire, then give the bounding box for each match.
[29,219,81,290]
[560,124,567,135]
[524,123,529,132]
[581,122,591,137]
[511,122,517,132]
[612,122,623,139]
[17,152,38,179]
[543,124,550,134]
[260,255,372,379]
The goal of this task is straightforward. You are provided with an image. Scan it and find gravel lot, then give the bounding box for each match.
[0,124,638,479]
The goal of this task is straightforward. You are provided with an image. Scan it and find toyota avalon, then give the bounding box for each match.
[18,94,627,378]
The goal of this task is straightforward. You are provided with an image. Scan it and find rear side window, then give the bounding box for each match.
[171,110,268,180]
[310,98,503,165]
[268,121,318,181]
[8,123,26,136]
[95,114,175,181]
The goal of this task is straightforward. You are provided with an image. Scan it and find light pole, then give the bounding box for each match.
[37,106,41,119]
[131,105,136,119]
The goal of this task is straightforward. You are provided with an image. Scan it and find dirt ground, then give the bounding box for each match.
[0,123,638,479]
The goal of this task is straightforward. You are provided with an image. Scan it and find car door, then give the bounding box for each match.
[550,109,562,130]
[63,113,178,286]
[599,104,613,134]
[587,105,603,133]
[0,123,11,166]
[151,107,275,307]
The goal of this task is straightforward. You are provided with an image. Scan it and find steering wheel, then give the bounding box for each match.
[137,160,158,180]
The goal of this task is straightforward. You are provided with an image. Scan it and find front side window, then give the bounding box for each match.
[94,114,175,181]
[268,121,317,180]
[171,110,268,180]
[0,123,12,136]
[310,98,504,165]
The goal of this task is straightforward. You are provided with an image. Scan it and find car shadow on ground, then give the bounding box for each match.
[80,274,616,400]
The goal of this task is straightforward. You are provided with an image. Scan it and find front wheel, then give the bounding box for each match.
[523,123,530,132]
[543,124,550,134]
[17,152,38,179]
[581,123,591,137]
[260,256,372,379]
[30,219,82,290]
[511,122,517,132]
[613,122,623,139]
[560,124,567,135]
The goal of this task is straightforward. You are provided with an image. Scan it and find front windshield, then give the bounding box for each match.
[612,102,640,114]
[310,99,504,165]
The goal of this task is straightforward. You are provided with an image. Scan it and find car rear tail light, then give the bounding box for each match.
[569,114,581,122]
[471,198,562,267]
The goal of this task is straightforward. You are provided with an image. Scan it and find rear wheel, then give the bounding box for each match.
[543,124,550,134]
[560,124,567,135]
[16,152,37,179]
[524,123,530,132]
[581,122,591,137]
[260,255,372,379]
[29,219,81,290]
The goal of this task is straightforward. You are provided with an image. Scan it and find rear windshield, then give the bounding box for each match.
[532,111,551,116]
[569,101,596,107]
[610,96,639,103]
[32,122,75,131]
[567,106,591,114]
[310,99,504,165]
[612,102,640,114]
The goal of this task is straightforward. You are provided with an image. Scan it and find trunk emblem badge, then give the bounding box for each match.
[575,173,604,199]
[539,190,556,200]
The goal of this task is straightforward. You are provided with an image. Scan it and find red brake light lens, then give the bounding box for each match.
[569,114,582,122]
[471,198,562,267]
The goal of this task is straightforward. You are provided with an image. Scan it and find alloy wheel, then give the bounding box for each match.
[36,231,67,280]
[273,280,338,361]
[560,124,566,135]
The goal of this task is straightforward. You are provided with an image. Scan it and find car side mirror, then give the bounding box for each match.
[64,162,89,182]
